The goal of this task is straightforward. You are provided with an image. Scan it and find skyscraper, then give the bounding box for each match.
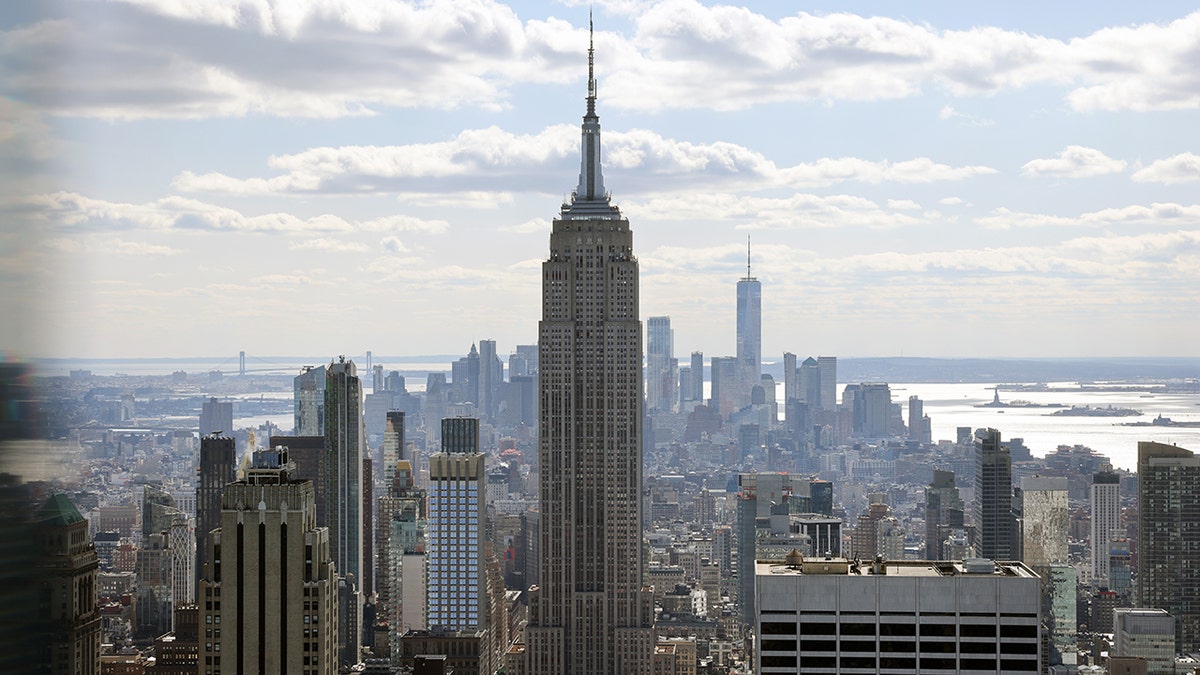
[975,428,1016,561]
[646,316,675,413]
[196,433,236,592]
[1137,441,1200,652]
[526,20,654,674]
[427,419,487,630]
[294,364,326,435]
[1090,470,1121,587]
[34,494,101,675]
[324,357,365,663]
[735,239,761,407]
[199,396,233,436]
[1019,476,1069,569]
[817,355,837,412]
[925,469,965,560]
[689,351,704,402]
[199,446,339,674]
[782,352,798,408]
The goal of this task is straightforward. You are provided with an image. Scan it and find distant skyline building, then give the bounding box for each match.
[817,356,837,412]
[1091,470,1122,587]
[199,446,339,674]
[199,396,233,436]
[925,469,965,560]
[1137,440,1200,652]
[646,316,676,413]
[688,351,704,402]
[525,21,655,674]
[735,239,761,408]
[294,364,326,435]
[975,428,1017,561]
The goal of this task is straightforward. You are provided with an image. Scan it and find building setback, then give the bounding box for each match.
[524,19,654,675]
[755,556,1041,674]
[199,446,338,674]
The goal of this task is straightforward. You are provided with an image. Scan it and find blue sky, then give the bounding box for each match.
[3,0,1200,360]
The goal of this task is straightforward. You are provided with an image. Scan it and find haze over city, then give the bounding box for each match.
[4,1,1200,360]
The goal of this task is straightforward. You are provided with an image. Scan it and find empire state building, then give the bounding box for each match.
[525,19,655,675]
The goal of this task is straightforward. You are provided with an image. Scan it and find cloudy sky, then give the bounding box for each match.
[3,0,1200,361]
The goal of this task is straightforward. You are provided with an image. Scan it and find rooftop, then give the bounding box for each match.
[757,556,1038,579]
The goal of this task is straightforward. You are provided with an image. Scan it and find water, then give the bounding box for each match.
[880,383,1200,470]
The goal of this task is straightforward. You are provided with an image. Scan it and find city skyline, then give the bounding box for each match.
[5,2,1200,359]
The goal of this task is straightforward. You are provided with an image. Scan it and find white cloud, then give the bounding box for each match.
[172,125,994,197]
[500,218,551,234]
[938,196,964,206]
[937,105,994,127]
[289,238,370,253]
[978,202,1200,230]
[1132,153,1200,185]
[887,199,921,211]
[9,2,1200,119]
[380,236,409,254]
[626,192,926,230]
[1021,145,1127,178]
[21,192,450,235]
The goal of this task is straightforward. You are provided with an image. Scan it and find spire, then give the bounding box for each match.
[566,9,612,216]
[587,9,597,117]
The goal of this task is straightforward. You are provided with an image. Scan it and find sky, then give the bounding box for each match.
[3,0,1200,361]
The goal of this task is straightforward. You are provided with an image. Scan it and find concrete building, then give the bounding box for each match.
[1137,441,1200,652]
[755,556,1042,674]
[1019,476,1069,569]
[35,494,102,675]
[525,22,655,674]
[817,356,837,413]
[427,421,486,630]
[1113,608,1176,675]
[199,446,339,674]
[1090,470,1122,587]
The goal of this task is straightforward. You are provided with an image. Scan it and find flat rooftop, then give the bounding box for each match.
[756,557,1039,579]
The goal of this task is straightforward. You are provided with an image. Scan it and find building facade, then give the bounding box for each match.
[525,22,654,675]
[199,446,339,674]
[755,557,1041,674]
[1090,470,1121,587]
[196,434,236,593]
[1137,441,1200,652]
[975,428,1016,561]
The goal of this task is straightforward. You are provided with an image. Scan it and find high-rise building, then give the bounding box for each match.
[34,494,102,675]
[1137,441,1200,652]
[294,365,326,436]
[736,240,761,408]
[1019,476,1069,569]
[196,433,236,592]
[907,395,931,444]
[755,557,1042,675]
[324,357,365,663]
[427,422,486,630]
[376,459,427,657]
[709,356,739,418]
[199,446,339,674]
[646,316,676,413]
[1113,608,1176,675]
[168,514,195,621]
[852,382,892,438]
[478,339,502,421]
[382,411,406,487]
[199,397,233,436]
[817,356,837,412]
[525,21,654,674]
[782,352,798,406]
[1091,470,1122,587]
[924,470,964,560]
[974,428,1016,561]
[689,351,704,402]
